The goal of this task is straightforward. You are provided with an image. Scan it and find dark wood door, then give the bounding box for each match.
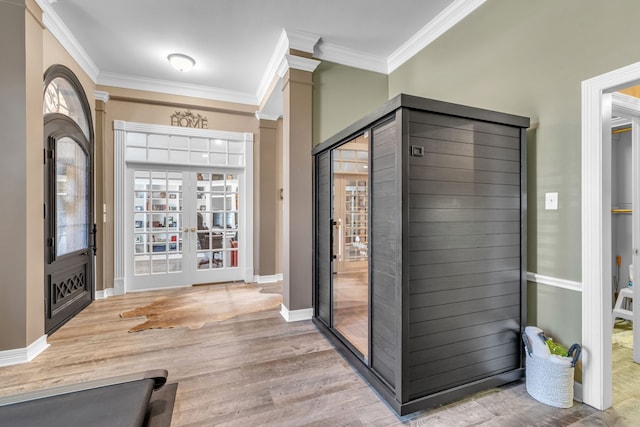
[315,151,331,326]
[44,114,94,334]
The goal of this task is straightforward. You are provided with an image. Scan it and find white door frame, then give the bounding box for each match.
[582,61,640,410]
[113,121,254,294]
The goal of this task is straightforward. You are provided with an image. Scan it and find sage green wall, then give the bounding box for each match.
[389,0,640,281]
[313,61,388,146]
[387,0,640,343]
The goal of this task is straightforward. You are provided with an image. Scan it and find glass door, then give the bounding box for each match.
[130,169,187,289]
[331,134,369,359]
[192,172,240,282]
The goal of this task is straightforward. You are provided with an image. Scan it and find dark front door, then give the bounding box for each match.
[44,114,94,334]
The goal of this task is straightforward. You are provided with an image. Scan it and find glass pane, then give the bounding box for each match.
[332,137,369,359]
[44,77,90,139]
[56,137,89,256]
[133,169,183,276]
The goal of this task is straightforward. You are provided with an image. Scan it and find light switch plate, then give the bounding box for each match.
[545,192,558,210]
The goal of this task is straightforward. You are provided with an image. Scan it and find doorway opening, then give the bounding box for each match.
[582,61,640,409]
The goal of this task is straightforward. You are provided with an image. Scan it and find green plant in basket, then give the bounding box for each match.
[546,339,569,357]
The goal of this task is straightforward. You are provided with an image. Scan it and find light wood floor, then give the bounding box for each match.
[333,271,368,357]
[1,283,640,426]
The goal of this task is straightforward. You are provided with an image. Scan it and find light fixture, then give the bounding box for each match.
[167,53,195,72]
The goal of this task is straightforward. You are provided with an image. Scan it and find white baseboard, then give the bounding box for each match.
[0,335,49,368]
[280,304,313,322]
[527,272,582,292]
[254,273,283,284]
[95,287,117,299]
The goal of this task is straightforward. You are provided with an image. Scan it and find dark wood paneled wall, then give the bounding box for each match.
[405,110,522,400]
[370,117,401,388]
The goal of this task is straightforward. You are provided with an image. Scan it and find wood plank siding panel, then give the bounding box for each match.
[405,110,522,401]
[370,118,400,389]
[316,152,331,326]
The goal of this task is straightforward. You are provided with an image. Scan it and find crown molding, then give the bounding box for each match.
[277,54,321,78]
[256,29,290,104]
[256,29,321,106]
[287,30,321,53]
[93,90,109,103]
[97,72,258,106]
[387,0,487,73]
[314,42,387,74]
[35,0,99,82]
[255,112,281,121]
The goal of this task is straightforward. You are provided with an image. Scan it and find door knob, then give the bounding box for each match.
[183,228,189,233]
[191,227,196,232]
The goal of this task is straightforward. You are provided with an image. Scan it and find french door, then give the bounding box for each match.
[127,166,244,289]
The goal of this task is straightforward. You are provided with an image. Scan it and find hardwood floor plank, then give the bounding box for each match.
[0,283,639,426]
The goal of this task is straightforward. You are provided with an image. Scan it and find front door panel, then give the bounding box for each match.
[44,115,93,334]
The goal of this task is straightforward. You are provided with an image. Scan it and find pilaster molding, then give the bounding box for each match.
[113,121,126,293]
[255,112,281,121]
[277,54,321,79]
[93,90,110,103]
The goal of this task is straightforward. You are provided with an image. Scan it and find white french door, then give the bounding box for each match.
[126,167,246,290]
[114,121,253,293]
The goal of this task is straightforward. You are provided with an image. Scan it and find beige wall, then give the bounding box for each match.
[255,120,278,276]
[0,0,55,349]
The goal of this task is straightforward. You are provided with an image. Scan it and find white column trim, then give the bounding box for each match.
[243,132,255,283]
[113,121,127,294]
[0,336,49,368]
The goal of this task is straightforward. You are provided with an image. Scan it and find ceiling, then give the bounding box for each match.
[39,0,485,116]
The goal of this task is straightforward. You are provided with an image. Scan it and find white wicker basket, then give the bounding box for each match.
[522,334,580,408]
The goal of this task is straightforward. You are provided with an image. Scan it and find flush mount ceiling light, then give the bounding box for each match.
[167,53,195,72]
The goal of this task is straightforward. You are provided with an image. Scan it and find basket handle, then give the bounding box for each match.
[568,343,581,367]
[522,333,532,357]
